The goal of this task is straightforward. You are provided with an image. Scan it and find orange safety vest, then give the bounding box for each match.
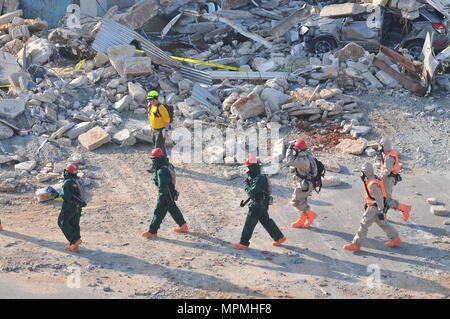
[383,150,401,175]
[364,179,387,206]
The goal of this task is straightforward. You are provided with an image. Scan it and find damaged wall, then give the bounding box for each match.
[20,0,72,29]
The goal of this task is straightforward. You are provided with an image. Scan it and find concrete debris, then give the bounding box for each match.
[78,127,111,151]
[0,122,14,139]
[336,138,367,155]
[427,197,439,205]
[14,160,36,172]
[322,176,343,187]
[230,90,266,120]
[431,205,448,216]
[0,98,26,119]
[113,129,136,146]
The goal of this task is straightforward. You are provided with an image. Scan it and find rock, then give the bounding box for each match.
[69,76,88,88]
[0,50,21,85]
[123,57,153,77]
[222,92,239,111]
[334,42,367,63]
[336,138,367,155]
[0,10,23,25]
[15,160,37,172]
[230,91,266,120]
[17,38,54,66]
[94,52,109,67]
[65,122,95,140]
[431,205,448,217]
[177,101,206,120]
[256,59,278,72]
[78,127,111,151]
[0,123,14,139]
[113,95,131,112]
[361,71,384,88]
[114,0,159,30]
[0,180,18,192]
[426,198,438,205]
[290,87,320,102]
[260,88,291,112]
[365,147,377,157]
[375,70,399,88]
[320,3,367,18]
[350,125,371,137]
[9,25,29,39]
[128,82,147,103]
[319,88,341,100]
[346,61,369,73]
[35,184,62,202]
[342,113,364,121]
[445,225,450,236]
[319,158,341,173]
[315,99,342,112]
[0,99,26,119]
[322,176,343,187]
[113,129,136,146]
[107,45,137,77]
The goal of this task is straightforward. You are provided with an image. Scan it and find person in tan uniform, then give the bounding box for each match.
[285,139,318,228]
[378,137,411,222]
[344,162,401,251]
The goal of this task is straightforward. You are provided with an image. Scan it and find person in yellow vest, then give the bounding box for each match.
[378,137,411,221]
[144,90,170,172]
[344,162,401,251]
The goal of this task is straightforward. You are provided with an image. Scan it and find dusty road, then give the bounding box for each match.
[1,146,449,299]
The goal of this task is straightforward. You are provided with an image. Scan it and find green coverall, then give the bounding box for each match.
[239,164,284,246]
[148,156,186,234]
[57,170,83,245]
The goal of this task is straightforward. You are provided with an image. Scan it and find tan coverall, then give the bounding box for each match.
[285,149,317,212]
[353,181,398,245]
[380,154,399,210]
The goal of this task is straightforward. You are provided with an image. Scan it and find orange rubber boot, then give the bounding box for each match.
[65,244,80,252]
[0,224,3,231]
[343,243,361,251]
[303,210,317,227]
[232,243,249,250]
[72,239,82,249]
[385,237,401,247]
[173,224,188,232]
[272,236,286,246]
[291,213,307,228]
[397,204,411,222]
[142,232,157,238]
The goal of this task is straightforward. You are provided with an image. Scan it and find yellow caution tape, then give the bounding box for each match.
[276,62,310,72]
[63,59,86,72]
[54,197,63,201]
[135,49,250,71]
[0,85,11,88]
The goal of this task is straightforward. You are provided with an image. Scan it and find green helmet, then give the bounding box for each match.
[147,90,159,100]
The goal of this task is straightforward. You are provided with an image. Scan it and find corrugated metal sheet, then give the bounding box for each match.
[20,0,72,29]
[92,18,212,86]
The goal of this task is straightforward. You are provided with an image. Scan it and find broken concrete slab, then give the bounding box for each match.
[427,197,438,205]
[17,38,54,66]
[336,138,367,155]
[113,129,136,146]
[78,127,111,151]
[0,49,20,85]
[69,75,88,88]
[113,95,131,112]
[0,123,14,139]
[128,82,147,103]
[322,176,343,187]
[230,91,266,120]
[64,122,95,140]
[319,157,341,173]
[107,45,136,78]
[0,99,26,119]
[334,42,367,63]
[123,57,153,77]
[260,88,291,113]
[0,9,22,26]
[14,160,36,172]
[321,3,368,17]
[114,0,159,30]
[431,205,448,216]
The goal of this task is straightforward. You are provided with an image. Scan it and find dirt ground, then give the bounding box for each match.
[0,92,449,299]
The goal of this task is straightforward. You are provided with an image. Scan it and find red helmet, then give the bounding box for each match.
[66,162,79,174]
[150,148,164,158]
[244,155,257,166]
[293,139,307,150]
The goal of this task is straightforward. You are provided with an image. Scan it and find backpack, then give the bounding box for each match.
[311,158,326,194]
[163,163,179,201]
[156,104,174,123]
[262,174,274,205]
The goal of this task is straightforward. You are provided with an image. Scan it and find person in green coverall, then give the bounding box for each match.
[53,163,86,252]
[232,155,286,250]
[142,148,188,238]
